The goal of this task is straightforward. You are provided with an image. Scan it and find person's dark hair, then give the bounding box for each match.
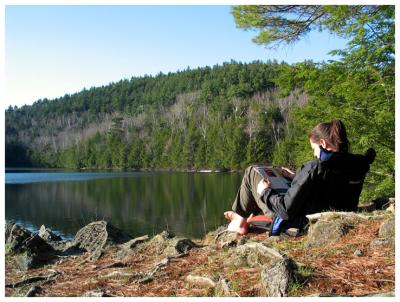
[308,119,349,152]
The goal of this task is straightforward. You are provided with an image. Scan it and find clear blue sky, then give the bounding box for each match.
[5,5,348,108]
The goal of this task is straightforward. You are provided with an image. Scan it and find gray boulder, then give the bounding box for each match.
[260,258,294,297]
[115,235,150,259]
[378,219,395,239]
[144,231,198,256]
[5,223,58,270]
[307,219,353,248]
[37,225,74,252]
[6,223,33,254]
[70,221,133,261]
[222,242,284,268]
[5,220,16,243]
[370,218,395,249]
[14,235,57,271]
[205,226,246,248]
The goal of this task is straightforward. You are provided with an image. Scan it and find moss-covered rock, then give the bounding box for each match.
[306,219,353,248]
[137,230,198,256]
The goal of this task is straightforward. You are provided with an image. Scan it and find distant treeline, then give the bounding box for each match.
[6,61,303,170]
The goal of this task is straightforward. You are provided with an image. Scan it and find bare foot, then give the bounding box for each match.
[224,211,252,235]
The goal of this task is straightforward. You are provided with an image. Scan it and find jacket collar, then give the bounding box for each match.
[319,146,334,161]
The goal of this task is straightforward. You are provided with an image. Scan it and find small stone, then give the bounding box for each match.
[185,275,216,288]
[354,249,364,256]
[386,204,395,213]
[38,225,62,242]
[284,228,301,237]
[81,289,109,297]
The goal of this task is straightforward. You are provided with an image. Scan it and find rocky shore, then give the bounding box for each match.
[5,198,395,297]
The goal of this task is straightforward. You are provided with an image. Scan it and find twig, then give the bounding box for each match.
[6,271,60,289]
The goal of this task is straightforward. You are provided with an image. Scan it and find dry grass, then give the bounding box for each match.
[289,219,395,296]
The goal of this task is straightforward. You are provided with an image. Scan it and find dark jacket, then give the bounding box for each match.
[260,150,375,222]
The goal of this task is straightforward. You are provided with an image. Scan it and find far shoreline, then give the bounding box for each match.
[5,167,245,173]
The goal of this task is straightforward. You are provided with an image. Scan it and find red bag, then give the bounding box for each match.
[247,215,273,232]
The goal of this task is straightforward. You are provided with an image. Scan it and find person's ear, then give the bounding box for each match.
[320,139,328,149]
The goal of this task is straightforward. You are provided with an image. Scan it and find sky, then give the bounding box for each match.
[5,5,349,109]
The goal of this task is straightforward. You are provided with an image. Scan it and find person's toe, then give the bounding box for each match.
[224,211,235,221]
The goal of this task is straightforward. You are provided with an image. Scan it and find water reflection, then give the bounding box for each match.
[5,172,242,239]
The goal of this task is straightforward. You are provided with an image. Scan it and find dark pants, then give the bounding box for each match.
[231,165,274,218]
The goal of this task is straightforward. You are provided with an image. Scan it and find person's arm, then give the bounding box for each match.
[260,162,315,220]
[280,167,296,180]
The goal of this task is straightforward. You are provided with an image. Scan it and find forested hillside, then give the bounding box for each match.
[6,61,306,170]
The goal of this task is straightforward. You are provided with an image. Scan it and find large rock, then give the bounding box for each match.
[5,222,58,270]
[370,238,395,249]
[204,226,246,248]
[5,220,16,243]
[378,219,395,238]
[70,221,133,260]
[222,242,284,268]
[115,235,150,259]
[370,218,395,249]
[260,258,294,297]
[6,223,33,254]
[14,234,57,271]
[306,219,353,248]
[143,231,198,256]
[37,225,74,252]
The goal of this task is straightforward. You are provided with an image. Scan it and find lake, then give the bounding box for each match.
[5,169,243,240]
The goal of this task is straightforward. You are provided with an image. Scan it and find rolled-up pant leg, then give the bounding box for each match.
[231,165,273,217]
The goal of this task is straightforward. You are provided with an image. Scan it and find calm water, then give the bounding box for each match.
[5,170,243,240]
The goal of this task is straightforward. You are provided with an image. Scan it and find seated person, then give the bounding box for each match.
[225,119,375,235]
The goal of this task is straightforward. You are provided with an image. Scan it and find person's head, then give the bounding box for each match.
[309,119,349,158]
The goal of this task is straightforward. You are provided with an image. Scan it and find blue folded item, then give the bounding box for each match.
[271,216,284,236]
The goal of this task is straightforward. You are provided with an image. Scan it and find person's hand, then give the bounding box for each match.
[281,167,296,179]
[257,179,270,195]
